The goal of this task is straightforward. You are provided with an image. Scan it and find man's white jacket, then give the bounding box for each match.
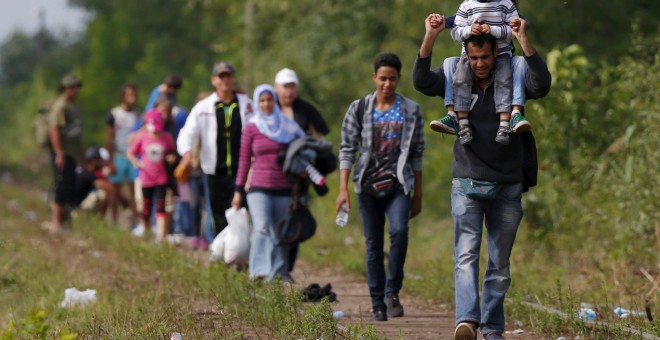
[177,92,253,175]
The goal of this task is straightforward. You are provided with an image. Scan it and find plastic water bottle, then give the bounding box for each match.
[304,163,326,186]
[578,308,596,321]
[336,203,349,227]
[333,310,345,318]
[613,307,645,318]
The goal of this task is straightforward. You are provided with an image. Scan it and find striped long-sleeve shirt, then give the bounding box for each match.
[450,0,519,55]
[235,123,292,193]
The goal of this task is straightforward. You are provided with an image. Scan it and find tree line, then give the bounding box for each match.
[0,0,657,263]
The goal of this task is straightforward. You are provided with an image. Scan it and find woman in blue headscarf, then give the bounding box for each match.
[231,84,303,281]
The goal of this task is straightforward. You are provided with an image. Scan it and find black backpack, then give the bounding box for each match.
[520,131,538,193]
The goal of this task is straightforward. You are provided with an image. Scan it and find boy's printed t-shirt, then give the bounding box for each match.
[128,132,176,188]
[369,96,403,177]
[107,106,140,153]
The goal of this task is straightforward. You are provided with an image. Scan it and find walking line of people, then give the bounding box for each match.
[43,6,550,339]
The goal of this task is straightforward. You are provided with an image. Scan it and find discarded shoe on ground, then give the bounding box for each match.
[301,283,337,303]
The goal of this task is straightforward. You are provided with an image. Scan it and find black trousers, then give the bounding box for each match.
[206,174,237,237]
[51,152,77,206]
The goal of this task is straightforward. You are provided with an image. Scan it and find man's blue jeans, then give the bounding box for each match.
[357,189,411,308]
[197,174,215,243]
[451,179,523,335]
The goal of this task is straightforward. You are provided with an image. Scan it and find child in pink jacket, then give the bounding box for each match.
[127,109,177,242]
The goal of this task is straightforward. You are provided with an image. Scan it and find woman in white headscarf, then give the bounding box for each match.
[231,84,303,281]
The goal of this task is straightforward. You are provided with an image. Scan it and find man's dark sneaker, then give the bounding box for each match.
[430,113,459,135]
[510,111,531,133]
[385,293,404,317]
[371,305,388,321]
[454,321,478,340]
[483,332,506,340]
[495,126,510,145]
[458,125,473,145]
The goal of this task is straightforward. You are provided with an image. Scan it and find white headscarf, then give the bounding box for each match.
[250,84,304,144]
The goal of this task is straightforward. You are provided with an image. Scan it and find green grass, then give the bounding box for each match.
[2,155,658,339]
[0,181,384,339]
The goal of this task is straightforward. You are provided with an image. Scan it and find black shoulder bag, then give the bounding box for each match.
[275,180,317,244]
[355,98,401,199]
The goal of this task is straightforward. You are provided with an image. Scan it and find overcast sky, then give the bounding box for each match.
[0,0,88,43]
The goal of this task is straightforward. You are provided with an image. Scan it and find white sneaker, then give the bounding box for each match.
[131,224,145,237]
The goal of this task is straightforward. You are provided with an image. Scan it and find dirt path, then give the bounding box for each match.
[291,261,547,339]
[292,261,453,339]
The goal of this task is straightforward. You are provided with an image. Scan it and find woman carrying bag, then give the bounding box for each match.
[231,84,304,282]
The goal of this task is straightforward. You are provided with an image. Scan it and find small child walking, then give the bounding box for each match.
[127,109,177,242]
[429,0,531,145]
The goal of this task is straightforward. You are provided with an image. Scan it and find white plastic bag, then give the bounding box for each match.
[209,230,227,262]
[209,207,250,265]
[60,288,97,307]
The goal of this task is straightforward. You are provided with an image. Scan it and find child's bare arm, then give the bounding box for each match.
[126,152,142,169]
[165,154,177,164]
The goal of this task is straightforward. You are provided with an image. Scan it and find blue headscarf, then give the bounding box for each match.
[251,84,304,144]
